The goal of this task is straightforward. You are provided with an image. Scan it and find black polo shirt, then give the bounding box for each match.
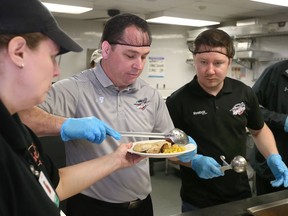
[0,101,61,215]
[166,76,264,208]
[252,60,288,180]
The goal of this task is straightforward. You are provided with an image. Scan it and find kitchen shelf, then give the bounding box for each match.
[235,50,274,61]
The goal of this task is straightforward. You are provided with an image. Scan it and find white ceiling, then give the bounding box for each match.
[43,0,288,25]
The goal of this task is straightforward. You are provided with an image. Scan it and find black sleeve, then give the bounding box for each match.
[252,63,287,130]
[166,95,184,130]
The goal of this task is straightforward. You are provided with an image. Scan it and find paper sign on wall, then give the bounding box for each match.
[148,56,165,78]
[231,66,246,80]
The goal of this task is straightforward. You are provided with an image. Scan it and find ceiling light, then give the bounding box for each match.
[250,0,288,7]
[146,12,220,27]
[147,16,220,27]
[42,2,93,14]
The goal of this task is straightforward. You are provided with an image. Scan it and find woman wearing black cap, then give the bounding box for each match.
[0,0,143,215]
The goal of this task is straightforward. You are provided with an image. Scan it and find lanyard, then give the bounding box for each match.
[26,140,60,208]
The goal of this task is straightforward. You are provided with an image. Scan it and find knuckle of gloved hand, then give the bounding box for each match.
[85,130,94,142]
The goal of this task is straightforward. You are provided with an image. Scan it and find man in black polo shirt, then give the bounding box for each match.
[166,29,288,212]
[252,60,288,195]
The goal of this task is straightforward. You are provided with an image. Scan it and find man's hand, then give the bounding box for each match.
[191,154,224,179]
[267,154,288,187]
[60,117,121,144]
[177,136,197,162]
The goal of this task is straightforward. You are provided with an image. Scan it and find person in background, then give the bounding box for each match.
[0,0,144,215]
[89,49,102,68]
[252,60,288,195]
[19,13,197,216]
[166,28,288,212]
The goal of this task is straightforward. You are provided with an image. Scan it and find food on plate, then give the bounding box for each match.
[132,140,186,154]
[133,140,171,153]
[163,144,186,153]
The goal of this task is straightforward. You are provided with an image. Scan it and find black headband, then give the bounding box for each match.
[192,50,232,58]
[108,42,150,47]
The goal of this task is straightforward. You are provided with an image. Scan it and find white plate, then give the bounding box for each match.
[127,140,196,158]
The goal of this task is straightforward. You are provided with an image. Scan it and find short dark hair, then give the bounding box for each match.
[100,13,152,47]
[190,29,235,58]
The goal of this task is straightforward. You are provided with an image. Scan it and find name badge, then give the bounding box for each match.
[39,171,60,208]
[60,210,66,216]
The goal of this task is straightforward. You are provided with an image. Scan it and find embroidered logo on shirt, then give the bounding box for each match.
[28,143,43,166]
[134,98,150,110]
[230,102,245,116]
[193,110,208,115]
[99,96,105,103]
[284,87,288,92]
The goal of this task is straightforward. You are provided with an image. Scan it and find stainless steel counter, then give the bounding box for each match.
[170,189,288,216]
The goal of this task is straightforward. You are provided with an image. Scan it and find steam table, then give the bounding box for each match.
[170,189,288,216]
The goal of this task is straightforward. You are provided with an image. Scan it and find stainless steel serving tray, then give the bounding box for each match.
[247,198,288,216]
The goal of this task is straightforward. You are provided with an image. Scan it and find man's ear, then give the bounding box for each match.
[101,41,111,59]
[7,36,26,68]
[228,58,233,65]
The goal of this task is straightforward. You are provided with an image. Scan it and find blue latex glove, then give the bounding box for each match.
[267,154,288,187]
[284,117,288,132]
[191,154,224,179]
[177,136,197,162]
[60,117,121,144]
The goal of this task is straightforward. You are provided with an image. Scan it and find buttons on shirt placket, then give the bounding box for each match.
[213,97,220,110]
[117,91,122,109]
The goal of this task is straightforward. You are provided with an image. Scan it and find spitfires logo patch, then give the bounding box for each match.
[230,102,245,116]
[134,98,150,110]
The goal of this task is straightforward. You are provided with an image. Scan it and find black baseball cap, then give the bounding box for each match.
[0,0,83,54]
